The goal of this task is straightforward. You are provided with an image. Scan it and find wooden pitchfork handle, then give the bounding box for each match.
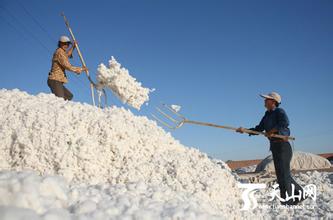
[61,12,96,106]
[184,120,296,141]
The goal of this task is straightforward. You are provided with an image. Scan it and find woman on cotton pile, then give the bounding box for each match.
[47,36,87,100]
[236,92,307,206]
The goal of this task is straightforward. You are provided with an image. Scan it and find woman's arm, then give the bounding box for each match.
[57,49,82,74]
[236,113,266,135]
[248,114,266,134]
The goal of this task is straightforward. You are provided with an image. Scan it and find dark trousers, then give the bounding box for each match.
[270,141,303,205]
[47,79,73,101]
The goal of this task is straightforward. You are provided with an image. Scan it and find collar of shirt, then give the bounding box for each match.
[267,107,277,113]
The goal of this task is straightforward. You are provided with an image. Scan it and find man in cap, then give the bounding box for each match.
[47,35,87,100]
[236,92,306,205]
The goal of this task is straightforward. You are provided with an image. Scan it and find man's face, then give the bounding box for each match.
[264,98,276,110]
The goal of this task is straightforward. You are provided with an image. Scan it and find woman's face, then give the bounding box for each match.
[60,42,70,50]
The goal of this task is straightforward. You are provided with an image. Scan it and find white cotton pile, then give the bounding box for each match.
[0,170,225,220]
[0,89,331,219]
[255,151,332,173]
[0,89,248,219]
[96,56,151,110]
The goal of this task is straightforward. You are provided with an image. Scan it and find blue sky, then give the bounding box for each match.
[0,0,332,161]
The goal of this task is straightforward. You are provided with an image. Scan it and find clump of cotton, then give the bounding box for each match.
[171,104,181,112]
[96,56,151,110]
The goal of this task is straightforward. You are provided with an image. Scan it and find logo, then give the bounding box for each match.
[238,183,317,210]
[268,183,316,203]
[237,183,266,210]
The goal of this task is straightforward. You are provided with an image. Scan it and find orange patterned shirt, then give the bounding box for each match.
[48,48,81,83]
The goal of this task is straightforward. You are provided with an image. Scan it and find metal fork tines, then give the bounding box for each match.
[152,104,186,129]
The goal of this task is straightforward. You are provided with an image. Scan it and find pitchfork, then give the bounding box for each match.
[152,104,296,141]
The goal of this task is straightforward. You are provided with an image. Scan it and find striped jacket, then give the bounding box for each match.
[48,48,81,83]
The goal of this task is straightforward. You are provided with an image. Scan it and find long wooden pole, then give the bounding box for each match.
[61,12,95,106]
[159,104,296,140]
[185,120,296,140]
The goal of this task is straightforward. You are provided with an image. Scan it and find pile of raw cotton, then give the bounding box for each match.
[0,89,252,219]
[255,151,332,173]
[96,56,152,110]
[0,170,229,220]
[1,89,331,219]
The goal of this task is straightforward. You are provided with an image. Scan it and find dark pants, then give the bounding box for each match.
[47,79,73,101]
[270,141,303,205]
